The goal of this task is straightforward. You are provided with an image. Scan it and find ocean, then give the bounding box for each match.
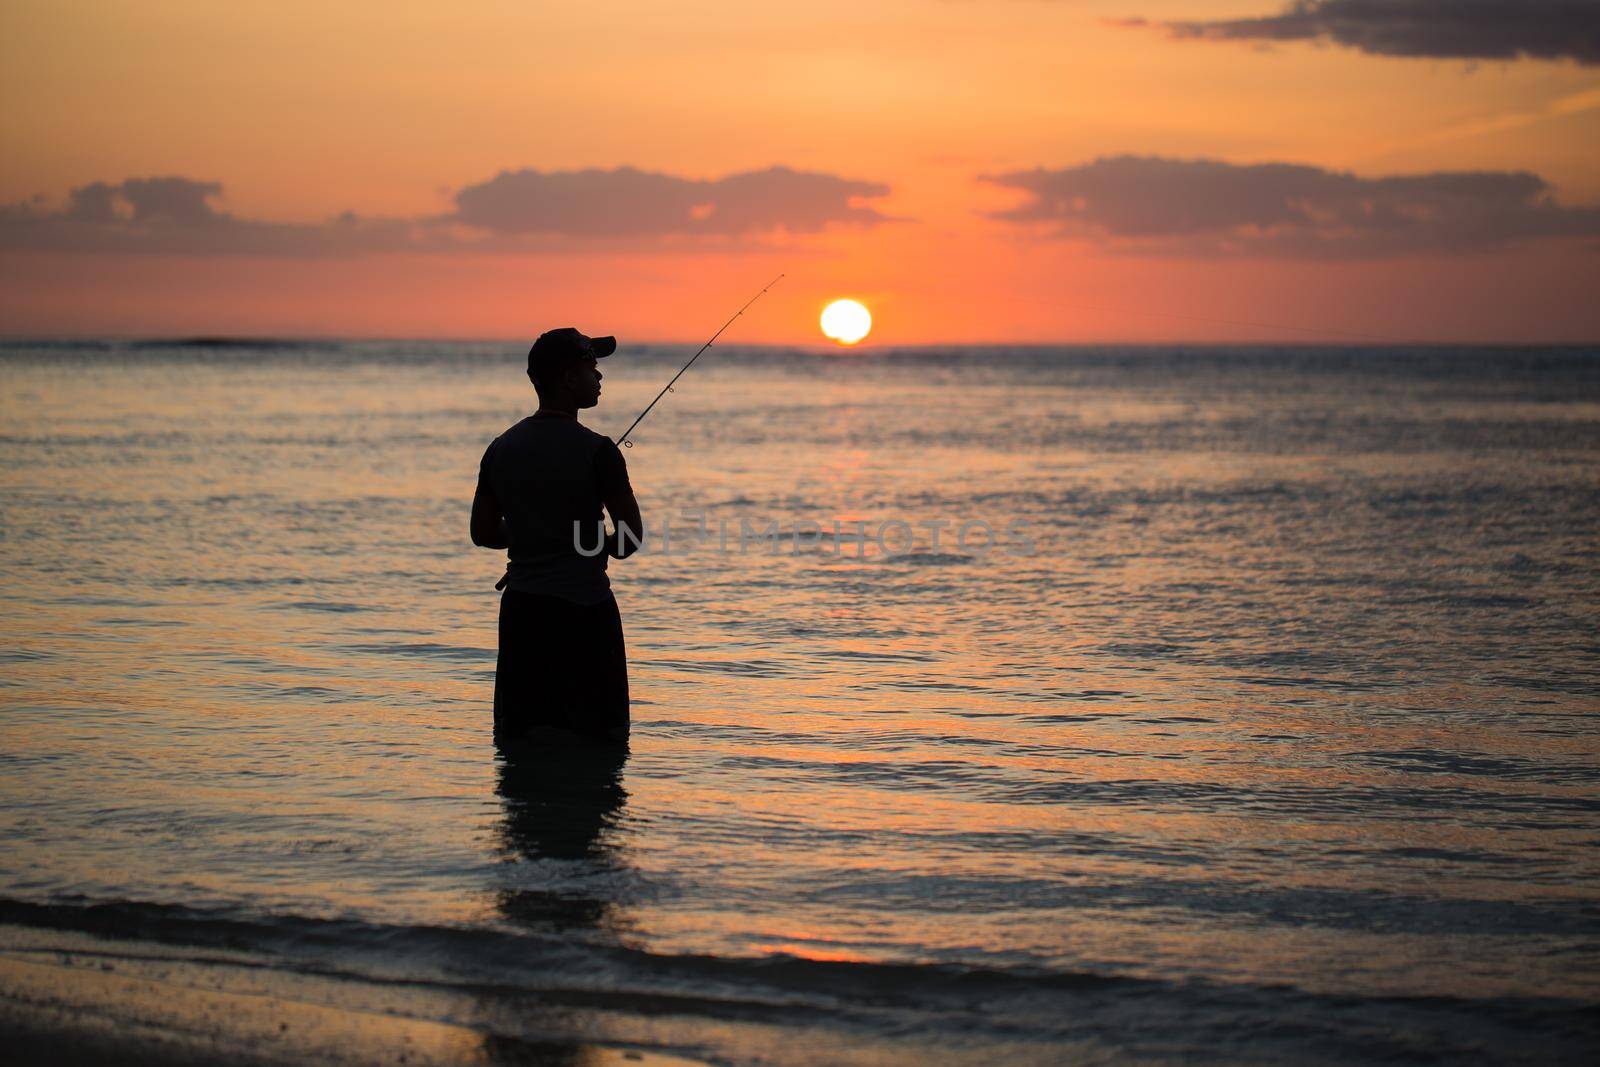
[2,340,1597,1064]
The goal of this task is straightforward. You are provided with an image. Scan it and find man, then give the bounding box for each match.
[472,328,643,749]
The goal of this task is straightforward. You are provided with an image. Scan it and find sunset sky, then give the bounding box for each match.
[2,0,1597,343]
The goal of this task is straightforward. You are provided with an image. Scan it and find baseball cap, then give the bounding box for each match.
[527,327,617,383]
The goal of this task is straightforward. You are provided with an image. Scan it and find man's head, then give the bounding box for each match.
[527,328,616,409]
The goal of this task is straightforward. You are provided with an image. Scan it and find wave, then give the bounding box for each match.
[3,895,1596,1064]
[0,894,1135,1010]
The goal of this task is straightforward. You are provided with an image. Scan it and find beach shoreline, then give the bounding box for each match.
[0,938,711,1067]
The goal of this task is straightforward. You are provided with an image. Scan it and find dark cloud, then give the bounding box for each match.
[1118,0,1600,65]
[0,166,892,256]
[448,165,890,236]
[0,177,422,255]
[982,156,1600,257]
[89,177,222,224]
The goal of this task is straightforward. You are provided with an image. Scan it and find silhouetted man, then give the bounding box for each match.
[472,328,643,749]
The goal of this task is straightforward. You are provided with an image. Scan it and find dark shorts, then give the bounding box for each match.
[494,589,629,746]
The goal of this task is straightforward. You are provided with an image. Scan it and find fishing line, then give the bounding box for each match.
[616,273,785,448]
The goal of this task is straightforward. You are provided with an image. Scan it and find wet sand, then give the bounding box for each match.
[0,943,711,1067]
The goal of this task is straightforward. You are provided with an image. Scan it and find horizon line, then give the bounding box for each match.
[3,334,1598,349]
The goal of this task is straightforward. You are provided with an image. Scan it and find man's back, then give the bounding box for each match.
[478,412,630,605]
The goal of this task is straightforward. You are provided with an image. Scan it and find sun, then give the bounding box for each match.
[820,299,872,345]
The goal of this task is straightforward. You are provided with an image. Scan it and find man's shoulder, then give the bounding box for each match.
[578,422,620,451]
[482,417,527,456]
[491,416,617,456]
[549,417,619,452]
[501,415,543,438]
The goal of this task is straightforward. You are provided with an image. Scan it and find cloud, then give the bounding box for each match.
[981,156,1600,257]
[1117,0,1600,65]
[450,165,891,236]
[0,176,424,256]
[0,166,893,256]
[72,177,222,225]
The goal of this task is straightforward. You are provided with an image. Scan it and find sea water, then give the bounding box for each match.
[2,341,1597,1063]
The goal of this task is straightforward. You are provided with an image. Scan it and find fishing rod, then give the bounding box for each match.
[616,274,784,448]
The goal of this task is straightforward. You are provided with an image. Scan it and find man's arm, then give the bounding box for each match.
[470,483,509,549]
[603,487,644,559]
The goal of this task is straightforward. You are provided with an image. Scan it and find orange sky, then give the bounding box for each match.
[2,0,1597,343]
